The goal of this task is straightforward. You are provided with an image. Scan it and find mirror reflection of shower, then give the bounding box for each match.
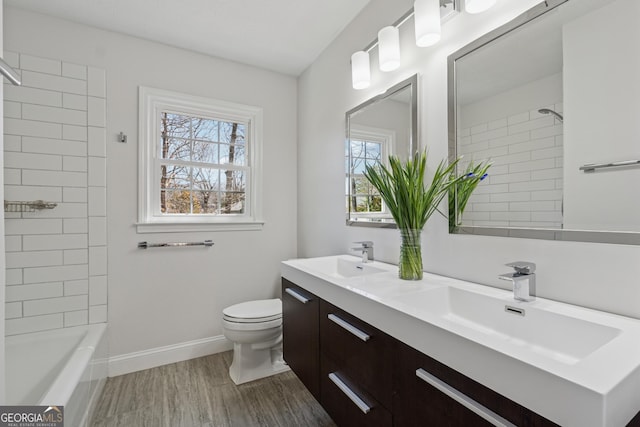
[538,108,563,123]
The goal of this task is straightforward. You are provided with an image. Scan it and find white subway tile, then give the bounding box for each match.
[530,124,563,140]
[89,275,107,306]
[488,165,509,176]
[88,157,106,186]
[490,192,530,203]
[489,131,530,148]
[461,211,491,221]
[507,111,530,125]
[23,234,87,251]
[4,100,21,118]
[21,54,61,75]
[62,124,87,141]
[6,314,63,335]
[532,211,563,222]
[488,118,507,130]
[89,305,107,323]
[7,282,63,302]
[458,128,470,137]
[4,168,21,185]
[472,183,509,195]
[89,246,107,276]
[531,168,563,180]
[531,146,563,161]
[466,146,508,161]
[509,201,556,212]
[88,127,106,157]
[64,310,88,327]
[6,269,23,285]
[63,188,88,203]
[489,171,531,185]
[62,93,88,111]
[89,217,107,246]
[24,295,87,316]
[4,85,62,107]
[5,118,62,139]
[5,152,62,171]
[23,264,88,284]
[63,156,88,172]
[491,152,531,166]
[88,97,106,127]
[88,187,106,216]
[491,211,531,221]
[470,123,487,135]
[64,249,88,265]
[5,236,22,252]
[555,179,563,189]
[63,218,88,234]
[5,302,23,319]
[5,218,62,236]
[4,135,22,152]
[531,189,563,201]
[21,136,87,157]
[509,158,556,173]
[62,62,87,80]
[4,185,62,203]
[6,250,63,268]
[458,141,488,155]
[472,202,509,212]
[509,137,555,154]
[21,70,86,95]
[87,67,106,98]
[64,279,88,296]
[555,135,563,147]
[471,127,508,144]
[509,179,556,192]
[22,104,87,126]
[22,170,87,187]
[4,51,20,68]
[509,116,554,135]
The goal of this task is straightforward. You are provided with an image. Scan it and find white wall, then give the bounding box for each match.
[298,0,640,319]
[563,0,640,231]
[1,0,6,403]
[4,7,297,370]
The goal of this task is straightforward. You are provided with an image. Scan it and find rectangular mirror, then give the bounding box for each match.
[448,0,640,244]
[346,74,418,227]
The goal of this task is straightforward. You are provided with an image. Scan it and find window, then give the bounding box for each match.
[138,87,263,232]
[346,127,394,221]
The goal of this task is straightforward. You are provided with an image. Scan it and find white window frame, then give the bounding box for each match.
[347,125,395,221]
[137,86,263,233]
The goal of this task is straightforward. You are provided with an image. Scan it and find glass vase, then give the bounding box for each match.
[399,229,423,280]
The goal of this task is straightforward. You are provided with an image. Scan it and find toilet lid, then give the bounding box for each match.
[223,299,282,323]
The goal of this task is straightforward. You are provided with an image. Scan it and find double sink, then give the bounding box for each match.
[281,254,640,426]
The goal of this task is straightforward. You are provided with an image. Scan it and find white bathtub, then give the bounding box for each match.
[5,323,108,427]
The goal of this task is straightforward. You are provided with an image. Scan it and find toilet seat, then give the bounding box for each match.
[223,299,282,324]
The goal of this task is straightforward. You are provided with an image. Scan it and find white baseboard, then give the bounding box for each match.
[108,335,233,377]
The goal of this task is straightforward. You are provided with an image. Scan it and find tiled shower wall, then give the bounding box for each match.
[457,104,564,229]
[3,51,107,336]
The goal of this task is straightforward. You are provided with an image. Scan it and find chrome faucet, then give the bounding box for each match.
[352,241,374,263]
[498,261,536,302]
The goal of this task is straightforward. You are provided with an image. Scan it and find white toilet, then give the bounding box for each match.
[222,298,289,384]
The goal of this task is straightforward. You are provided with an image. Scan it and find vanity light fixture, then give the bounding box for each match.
[351,51,371,90]
[414,0,442,47]
[465,0,497,14]
[378,26,401,72]
[350,0,458,89]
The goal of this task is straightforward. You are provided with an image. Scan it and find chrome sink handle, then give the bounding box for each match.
[352,241,374,263]
[505,261,536,275]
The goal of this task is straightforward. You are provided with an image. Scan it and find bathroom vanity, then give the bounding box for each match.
[281,255,640,427]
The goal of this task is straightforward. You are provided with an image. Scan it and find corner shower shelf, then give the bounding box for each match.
[4,200,58,213]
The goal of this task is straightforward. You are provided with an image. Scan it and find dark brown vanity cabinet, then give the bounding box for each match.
[281,279,320,399]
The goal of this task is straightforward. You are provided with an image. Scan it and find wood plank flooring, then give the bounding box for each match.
[91,351,336,427]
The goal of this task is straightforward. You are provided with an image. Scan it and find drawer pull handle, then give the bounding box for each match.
[328,314,370,342]
[415,369,516,427]
[328,372,372,414]
[285,288,311,304]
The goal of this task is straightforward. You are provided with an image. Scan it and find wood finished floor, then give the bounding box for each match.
[91,351,336,427]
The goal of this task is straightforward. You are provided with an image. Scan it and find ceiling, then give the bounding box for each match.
[5,0,370,76]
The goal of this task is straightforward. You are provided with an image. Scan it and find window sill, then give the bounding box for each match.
[136,221,264,234]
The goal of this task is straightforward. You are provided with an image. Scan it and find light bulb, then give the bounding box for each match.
[465,0,497,14]
[414,0,441,47]
[378,26,401,72]
[351,51,371,90]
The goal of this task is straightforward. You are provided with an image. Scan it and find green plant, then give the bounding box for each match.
[449,160,492,232]
[364,150,461,279]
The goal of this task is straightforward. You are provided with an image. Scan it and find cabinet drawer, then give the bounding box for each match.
[320,301,393,410]
[394,340,558,427]
[321,354,392,427]
[282,279,320,400]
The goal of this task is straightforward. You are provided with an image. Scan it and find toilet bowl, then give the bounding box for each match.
[222,298,289,384]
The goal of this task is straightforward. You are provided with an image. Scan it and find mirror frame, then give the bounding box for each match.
[346,74,419,228]
[447,0,640,245]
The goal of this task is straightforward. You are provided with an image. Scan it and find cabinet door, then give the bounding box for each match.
[394,340,558,427]
[282,279,320,399]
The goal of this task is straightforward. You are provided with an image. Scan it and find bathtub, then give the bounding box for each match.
[5,323,108,427]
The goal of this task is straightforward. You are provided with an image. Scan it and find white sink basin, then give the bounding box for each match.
[281,255,640,426]
[392,286,620,365]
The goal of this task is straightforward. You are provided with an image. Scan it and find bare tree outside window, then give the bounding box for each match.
[346,139,382,214]
[160,112,247,215]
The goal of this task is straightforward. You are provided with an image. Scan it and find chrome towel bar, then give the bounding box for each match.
[138,240,214,249]
[579,159,640,172]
